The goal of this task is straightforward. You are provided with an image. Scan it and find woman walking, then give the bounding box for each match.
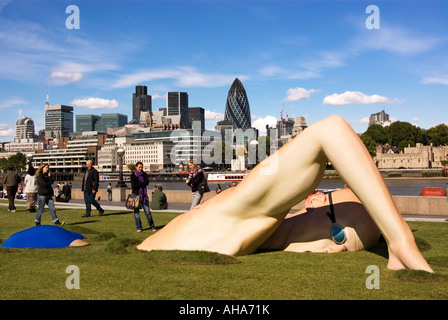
[186,160,205,210]
[24,165,38,212]
[34,164,64,226]
[130,161,156,232]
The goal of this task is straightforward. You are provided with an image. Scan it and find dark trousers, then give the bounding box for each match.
[84,192,103,215]
[6,186,17,210]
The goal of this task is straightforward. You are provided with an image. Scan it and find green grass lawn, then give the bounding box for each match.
[1,200,447,300]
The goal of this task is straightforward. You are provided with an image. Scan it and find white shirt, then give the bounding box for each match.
[24,174,38,193]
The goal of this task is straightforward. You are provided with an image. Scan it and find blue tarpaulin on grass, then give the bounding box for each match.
[1,225,84,249]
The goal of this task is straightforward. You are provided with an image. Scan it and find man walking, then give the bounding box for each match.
[1,164,22,212]
[81,160,104,217]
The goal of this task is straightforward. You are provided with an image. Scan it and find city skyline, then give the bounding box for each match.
[1,0,447,142]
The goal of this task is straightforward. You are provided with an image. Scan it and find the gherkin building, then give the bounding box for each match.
[224,78,251,129]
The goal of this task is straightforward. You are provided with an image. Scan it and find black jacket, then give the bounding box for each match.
[130,171,149,195]
[187,170,204,192]
[81,168,100,193]
[36,174,54,196]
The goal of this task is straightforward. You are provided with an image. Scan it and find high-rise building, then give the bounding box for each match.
[132,85,152,121]
[188,107,205,130]
[99,113,128,132]
[45,105,74,139]
[167,92,189,129]
[369,110,391,127]
[15,116,35,140]
[76,114,101,133]
[76,113,128,134]
[224,78,251,129]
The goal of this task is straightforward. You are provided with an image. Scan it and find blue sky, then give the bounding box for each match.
[1,0,447,142]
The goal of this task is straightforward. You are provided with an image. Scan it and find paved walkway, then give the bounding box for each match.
[1,198,447,222]
[0,198,189,213]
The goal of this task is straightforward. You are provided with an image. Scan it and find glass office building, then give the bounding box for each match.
[132,85,152,121]
[44,105,74,139]
[224,78,251,129]
[167,92,189,129]
[75,113,128,134]
[76,114,101,133]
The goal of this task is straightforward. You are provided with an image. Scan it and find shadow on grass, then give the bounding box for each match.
[103,211,132,216]
[367,235,432,260]
[143,249,241,265]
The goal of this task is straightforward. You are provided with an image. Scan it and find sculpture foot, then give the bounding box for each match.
[387,241,433,273]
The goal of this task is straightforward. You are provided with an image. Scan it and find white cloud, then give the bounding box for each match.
[252,115,278,135]
[359,27,442,55]
[323,91,401,106]
[70,97,119,110]
[0,123,14,138]
[284,87,320,102]
[0,98,27,109]
[421,77,448,86]
[110,66,247,89]
[205,110,225,121]
[51,72,83,83]
[360,117,370,124]
[151,93,165,100]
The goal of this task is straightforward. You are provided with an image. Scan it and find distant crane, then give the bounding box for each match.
[286,104,295,119]
[280,103,284,123]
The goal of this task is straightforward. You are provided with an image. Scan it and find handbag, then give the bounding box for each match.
[126,193,140,210]
[198,179,210,195]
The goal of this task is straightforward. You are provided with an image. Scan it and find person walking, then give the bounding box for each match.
[130,161,156,232]
[1,164,22,212]
[24,165,38,212]
[107,183,112,201]
[186,160,205,210]
[81,160,104,217]
[34,164,64,226]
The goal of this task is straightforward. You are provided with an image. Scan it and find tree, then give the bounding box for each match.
[425,124,448,146]
[360,134,377,157]
[363,124,387,145]
[386,121,425,152]
[0,152,26,172]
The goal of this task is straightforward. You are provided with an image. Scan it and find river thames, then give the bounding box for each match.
[90,178,448,196]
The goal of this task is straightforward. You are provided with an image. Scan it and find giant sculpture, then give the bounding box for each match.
[137,115,433,272]
[1,225,88,249]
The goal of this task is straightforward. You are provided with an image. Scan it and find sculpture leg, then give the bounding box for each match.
[295,115,432,272]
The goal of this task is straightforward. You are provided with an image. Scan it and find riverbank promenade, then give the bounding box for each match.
[2,190,447,222]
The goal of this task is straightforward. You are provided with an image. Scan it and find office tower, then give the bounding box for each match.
[167,92,189,129]
[188,107,205,130]
[45,105,74,139]
[76,113,128,133]
[132,85,152,121]
[369,110,391,127]
[224,78,251,129]
[15,116,35,139]
[76,114,101,133]
[98,113,128,132]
